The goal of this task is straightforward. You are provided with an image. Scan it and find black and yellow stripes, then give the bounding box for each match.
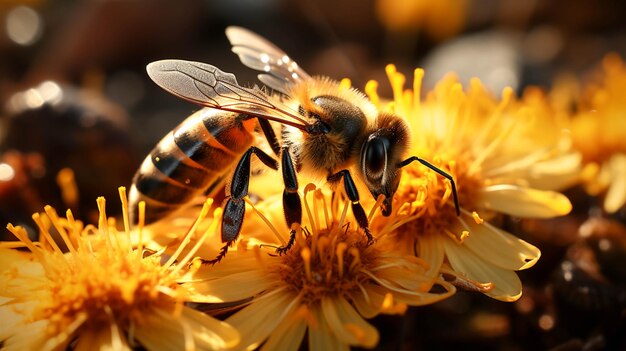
[130,108,256,223]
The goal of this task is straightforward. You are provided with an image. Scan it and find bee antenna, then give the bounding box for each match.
[398,156,461,216]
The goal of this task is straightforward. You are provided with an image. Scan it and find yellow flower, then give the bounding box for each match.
[376,0,468,41]
[0,187,239,351]
[365,65,576,301]
[568,53,626,213]
[186,185,455,350]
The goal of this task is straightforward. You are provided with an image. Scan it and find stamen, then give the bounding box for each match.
[44,206,76,254]
[165,199,212,268]
[301,247,312,281]
[385,64,406,116]
[96,197,115,249]
[339,78,351,90]
[65,209,79,247]
[244,197,286,245]
[118,187,131,252]
[174,206,221,272]
[31,213,63,255]
[336,242,347,278]
[412,68,424,117]
[137,201,146,255]
[365,80,380,108]
[6,224,42,259]
[368,194,385,222]
[303,184,318,235]
[338,200,350,228]
[348,247,361,272]
[316,189,330,231]
[472,211,484,224]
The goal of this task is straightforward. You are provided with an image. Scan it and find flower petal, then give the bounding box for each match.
[185,270,276,303]
[481,184,572,218]
[321,296,379,348]
[350,286,386,319]
[134,307,235,351]
[227,290,299,350]
[527,152,581,190]
[2,320,52,351]
[417,232,445,280]
[260,314,307,351]
[463,221,540,271]
[74,324,131,351]
[443,237,523,301]
[181,306,240,350]
[309,307,349,351]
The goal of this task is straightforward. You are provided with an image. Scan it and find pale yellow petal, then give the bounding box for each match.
[181,306,240,350]
[604,153,626,213]
[481,184,572,218]
[350,287,386,318]
[463,221,540,270]
[260,314,307,351]
[366,284,454,308]
[137,307,236,351]
[193,254,262,280]
[134,308,201,351]
[2,320,50,351]
[417,232,445,280]
[373,256,433,292]
[527,152,581,191]
[0,304,28,340]
[185,270,276,303]
[309,307,349,351]
[74,324,131,351]
[227,290,299,350]
[443,238,523,301]
[321,296,379,348]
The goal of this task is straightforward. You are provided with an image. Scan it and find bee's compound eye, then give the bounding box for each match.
[363,136,387,179]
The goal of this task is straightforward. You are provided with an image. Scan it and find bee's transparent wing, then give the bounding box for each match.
[147,60,309,130]
[226,26,311,94]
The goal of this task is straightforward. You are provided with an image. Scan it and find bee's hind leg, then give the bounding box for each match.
[327,170,375,245]
[276,146,302,255]
[201,146,279,265]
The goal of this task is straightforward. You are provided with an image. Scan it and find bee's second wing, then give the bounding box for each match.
[226,26,311,94]
[147,60,309,130]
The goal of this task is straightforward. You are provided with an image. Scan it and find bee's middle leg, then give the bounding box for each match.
[276,146,301,255]
[201,146,278,265]
[327,170,375,245]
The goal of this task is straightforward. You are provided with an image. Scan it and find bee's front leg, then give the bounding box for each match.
[327,170,375,245]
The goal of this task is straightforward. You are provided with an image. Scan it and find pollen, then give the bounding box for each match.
[271,225,377,307]
[3,187,214,337]
[260,187,381,307]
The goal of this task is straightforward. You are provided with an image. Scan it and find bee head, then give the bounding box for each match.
[360,114,409,217]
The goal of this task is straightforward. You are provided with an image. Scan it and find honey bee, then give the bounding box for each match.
[129,27,460,264]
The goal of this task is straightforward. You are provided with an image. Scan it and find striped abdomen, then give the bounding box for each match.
[129,108,256,224]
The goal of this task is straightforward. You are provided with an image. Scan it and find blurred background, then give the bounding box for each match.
[0,0,625,350]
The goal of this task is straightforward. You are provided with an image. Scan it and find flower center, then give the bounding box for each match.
[380,151,484,241]
[270,228,376,307]
[36,247,178,332]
